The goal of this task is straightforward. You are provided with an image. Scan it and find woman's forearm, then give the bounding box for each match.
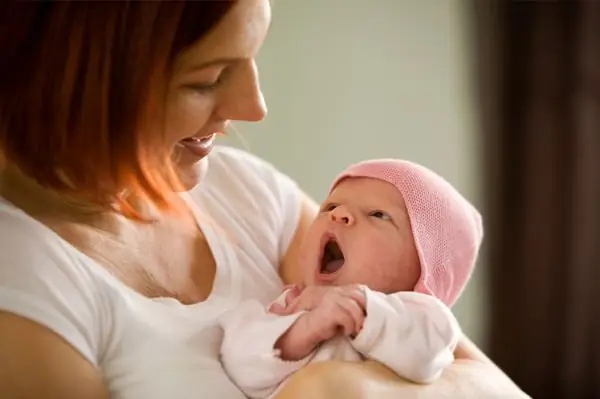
[454,333,492,361]
[275,359,529,399]
[360,359,529,399]
[274,338,530,399]
[454,333,524,392]
[273,361,371,399]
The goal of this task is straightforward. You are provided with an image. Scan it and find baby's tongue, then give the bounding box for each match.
[323,259,344,274]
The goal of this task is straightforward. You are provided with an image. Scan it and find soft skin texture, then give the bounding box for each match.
[275,338,531,399]
[299,177,421,292]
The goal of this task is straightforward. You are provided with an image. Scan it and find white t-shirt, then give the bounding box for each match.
[0,146,302,399]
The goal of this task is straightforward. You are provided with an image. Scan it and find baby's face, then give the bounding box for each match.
[299,177,421,293]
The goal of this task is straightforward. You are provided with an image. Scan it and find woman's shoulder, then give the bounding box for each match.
[0,199,69,261]
[205,145,299,207]
[208,145,292,184]
[196,145,303,265]
[201,145,298,212]
[0,199,106,365]
[0,199,114,302]
[0,199,79,265]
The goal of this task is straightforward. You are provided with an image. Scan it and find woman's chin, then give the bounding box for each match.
[174,157,209,192]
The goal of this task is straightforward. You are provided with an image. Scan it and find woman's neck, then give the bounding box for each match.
[0,164,128,230]
[0,163,196,234]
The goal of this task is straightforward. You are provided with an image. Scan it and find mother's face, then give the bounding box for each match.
[165,0,271,190]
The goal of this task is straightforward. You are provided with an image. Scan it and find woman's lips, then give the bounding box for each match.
[177,133,217,158]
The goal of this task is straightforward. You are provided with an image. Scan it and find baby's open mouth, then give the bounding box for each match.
[320,239,345,274]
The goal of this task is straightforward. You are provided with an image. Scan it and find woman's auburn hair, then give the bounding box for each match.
[0,1,235,219]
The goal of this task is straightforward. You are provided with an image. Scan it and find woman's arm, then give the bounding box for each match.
[275,354,529,399]
[0,312,110,399]
[455,332,494,362]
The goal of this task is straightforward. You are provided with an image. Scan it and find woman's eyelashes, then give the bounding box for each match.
[190,82,221,93]
[189,78,223,93]
[188,67,230,94]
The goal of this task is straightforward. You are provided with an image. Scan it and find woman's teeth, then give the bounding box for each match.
[178,133,217,156]
[183,133,215,144]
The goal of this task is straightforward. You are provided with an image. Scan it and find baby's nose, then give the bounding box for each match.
[329,206,354,225]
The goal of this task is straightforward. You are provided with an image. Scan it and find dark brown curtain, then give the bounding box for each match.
[472,1,600,398]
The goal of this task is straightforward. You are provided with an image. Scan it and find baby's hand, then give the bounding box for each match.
[268,284,303,315]
[274,285,367,361]
[271,285,366,316]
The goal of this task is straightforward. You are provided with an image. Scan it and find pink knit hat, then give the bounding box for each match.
[330,159,483,307]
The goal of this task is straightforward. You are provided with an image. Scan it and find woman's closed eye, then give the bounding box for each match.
[187,67,231,94]
[188,77,224,94]
[189,81,221,93]
[368,210,392,221]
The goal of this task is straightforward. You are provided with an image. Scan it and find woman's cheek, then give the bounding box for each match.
[165,91,214,143]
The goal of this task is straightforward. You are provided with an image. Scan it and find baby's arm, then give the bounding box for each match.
[351,287,461,384]
[219,292,314,399]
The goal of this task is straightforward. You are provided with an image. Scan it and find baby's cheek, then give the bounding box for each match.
[379,264,406,292]
[389,257,421,292]
[350,253,397,292]
[363,246,419,293]
[293,226,323,285]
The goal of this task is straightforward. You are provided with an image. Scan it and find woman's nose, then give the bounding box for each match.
[216,60,267,122]
[329,206,355,225]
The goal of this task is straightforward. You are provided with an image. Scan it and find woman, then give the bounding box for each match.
[0,1,526,398]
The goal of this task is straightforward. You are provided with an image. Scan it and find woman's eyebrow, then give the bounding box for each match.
[188,57,242,72]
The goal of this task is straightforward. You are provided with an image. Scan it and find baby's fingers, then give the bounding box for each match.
[336,299,365,336]
[329,311,355,338]
[340,285,367,314]
[285,288,321,314]
[284,285,302,307]
[268,302,287,315]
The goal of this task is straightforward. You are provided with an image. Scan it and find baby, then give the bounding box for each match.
[219,159,483,399]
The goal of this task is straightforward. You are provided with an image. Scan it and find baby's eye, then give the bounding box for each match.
[321,203,338,213]
[369,210,391,221]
